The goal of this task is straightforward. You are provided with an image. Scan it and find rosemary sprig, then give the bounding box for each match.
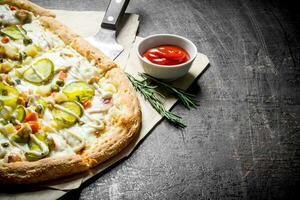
[140,73,199,109]
[126,73,186,128]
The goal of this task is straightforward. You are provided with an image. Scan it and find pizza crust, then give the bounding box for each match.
[0,0,55,17]
[0,155,89,184]
[83,68,141,167]
[39,16,116,74]
[0,0,141,184]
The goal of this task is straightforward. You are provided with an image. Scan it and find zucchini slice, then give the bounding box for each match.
[52,101,83,128]
[0,25,25,40]
[23,58,54,85]
[0,82,19,108]
[15,105,26,122]
[62,81,95,103]
[25,133,49,161]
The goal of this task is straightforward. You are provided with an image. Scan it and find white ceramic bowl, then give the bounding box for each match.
[137,34,197,80]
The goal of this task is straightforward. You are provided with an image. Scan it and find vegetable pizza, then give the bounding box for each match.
[0,0,141,184]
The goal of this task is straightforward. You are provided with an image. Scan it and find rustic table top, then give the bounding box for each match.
[31,0,300,199]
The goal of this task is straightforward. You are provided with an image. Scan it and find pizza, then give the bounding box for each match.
[0,0,141,184]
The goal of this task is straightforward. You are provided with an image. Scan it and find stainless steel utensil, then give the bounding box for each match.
[86,0,130,60]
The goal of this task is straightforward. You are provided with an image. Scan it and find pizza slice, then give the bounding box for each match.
[0,0,141,184]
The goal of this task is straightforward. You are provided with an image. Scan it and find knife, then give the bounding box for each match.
[86,0,130,60]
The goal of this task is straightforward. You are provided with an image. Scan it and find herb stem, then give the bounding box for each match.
[140,73,199,109]
[127,73,186,128]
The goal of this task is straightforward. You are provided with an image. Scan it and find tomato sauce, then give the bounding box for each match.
[143,45,190,65]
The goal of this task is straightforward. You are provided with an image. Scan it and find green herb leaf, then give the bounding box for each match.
[140,73,199,109]
[127,73,186,128]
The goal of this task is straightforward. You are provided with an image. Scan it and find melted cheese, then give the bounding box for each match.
[23,20,64,50]
[0,5,19,25]
[0,6,121,162]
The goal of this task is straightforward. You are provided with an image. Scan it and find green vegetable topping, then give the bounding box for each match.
[0,82,19,108]
[0,25,26,40]
[1,142,9,148]
[23,58,54,85]
[11,123,31,143]
[1,89,8,96]
[23,38,32,45]
[35,104,43,114]
[11,134,27,143]
[51,84,60,92]
[56,79,65,87]
[25,133,49,161]
[15,79,21,85]
[62,81,95,103]
[15,10,32,24]
[52,101,83,128]
[14,105,26,122]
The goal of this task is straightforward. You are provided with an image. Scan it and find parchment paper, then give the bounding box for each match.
[53,10,139,67]
[0,10,209,200]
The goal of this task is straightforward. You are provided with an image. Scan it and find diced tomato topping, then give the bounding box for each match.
[10,6,18,10]
[1,37,9,44]
[7,154,21,163]
[83,99,92,109]
[15,124,22,130]
[27,121,40,133]
[59,71,67,80]
[24,112,38,122]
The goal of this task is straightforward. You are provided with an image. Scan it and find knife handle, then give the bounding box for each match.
[101,0,131,30]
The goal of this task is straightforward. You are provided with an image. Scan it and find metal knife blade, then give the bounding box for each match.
[86,0,130,60]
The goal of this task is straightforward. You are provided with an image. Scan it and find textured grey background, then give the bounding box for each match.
[30,0,300,199]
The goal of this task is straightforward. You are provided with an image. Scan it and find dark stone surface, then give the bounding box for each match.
[31,0,300,199]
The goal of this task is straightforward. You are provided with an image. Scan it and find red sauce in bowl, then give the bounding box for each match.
[143,45,190,66]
